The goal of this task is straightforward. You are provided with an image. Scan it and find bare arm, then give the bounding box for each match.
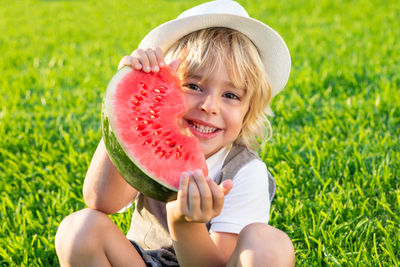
[83,139,137,214]
[169,223,238,267]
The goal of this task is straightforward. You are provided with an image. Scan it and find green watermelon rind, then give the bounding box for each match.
[101,67,177,202]
[102,112,177,202]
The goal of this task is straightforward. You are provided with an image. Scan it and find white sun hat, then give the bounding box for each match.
[138,0,291,96]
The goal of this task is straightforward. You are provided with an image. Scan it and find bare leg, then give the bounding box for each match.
[55,208,146,267]
[227,223,295,267]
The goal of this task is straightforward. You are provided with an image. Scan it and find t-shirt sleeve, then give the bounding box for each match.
[209,159,271,234]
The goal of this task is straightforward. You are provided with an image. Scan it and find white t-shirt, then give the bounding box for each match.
[206,146,271,234]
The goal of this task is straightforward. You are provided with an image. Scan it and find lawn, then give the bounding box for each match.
[0,0,399,265]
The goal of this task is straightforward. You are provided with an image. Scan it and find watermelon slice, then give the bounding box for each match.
[102,66,208,202]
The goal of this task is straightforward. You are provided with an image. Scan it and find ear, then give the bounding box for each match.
[168,58,182,72]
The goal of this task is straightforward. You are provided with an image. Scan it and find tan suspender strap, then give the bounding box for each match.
[215,143,276,201]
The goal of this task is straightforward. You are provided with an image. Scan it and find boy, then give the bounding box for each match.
[56,1,295,266]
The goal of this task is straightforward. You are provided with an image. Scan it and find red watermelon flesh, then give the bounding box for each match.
[102,66,208,201]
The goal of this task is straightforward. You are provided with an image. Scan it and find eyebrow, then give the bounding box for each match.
[185,74,244,92]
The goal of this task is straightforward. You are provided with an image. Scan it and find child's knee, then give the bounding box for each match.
[237,223,295,266]
[55,208,110,260]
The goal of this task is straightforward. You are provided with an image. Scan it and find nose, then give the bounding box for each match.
[200,93,220,115]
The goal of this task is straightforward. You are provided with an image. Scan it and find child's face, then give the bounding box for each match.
[181,62,250,158]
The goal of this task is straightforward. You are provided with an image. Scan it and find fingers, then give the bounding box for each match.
[187,174,200,217]
[118,47,166,73]
[208,177,228,214]
[134,49,151,72]
[145,48,159,72]
[219,179,233,196]
[118,56,141,71]
[118,48,181,75]
[154,47,165,68]
[192,170,213,212]
[177,172,190,217]
[174,169,231,222]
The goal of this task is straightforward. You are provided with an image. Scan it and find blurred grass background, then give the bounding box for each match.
[0,0,399,265]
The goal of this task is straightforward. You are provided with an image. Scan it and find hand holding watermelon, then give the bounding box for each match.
[118,47,180,74]
[166,169,233,224]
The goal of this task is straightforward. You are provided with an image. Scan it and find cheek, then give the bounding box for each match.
[183,93,197,110]
[236,101,250,120]
[225,106,248,135]
[235,105,250,133]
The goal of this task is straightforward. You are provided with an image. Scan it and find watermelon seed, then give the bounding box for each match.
[140,82,148,89]
[143,139,152,145]
[135,117,143,121]
[176,151,182,159]
[184,153,190,161]
[159,150,166,157]
[140,90,148,96]
[132,106,140,111]
[142,120,151,125]
[133,100,140,106]
[155,146,162,153]
[165,152,171,159]
[152,141,159,147]
[136,124,146,131]
[139,131,149,137]
[162,131,171,136]
[165,140,176,147]
[154,96,164,104]
[154,89,160,93]
[149,109,159,114]
[176,145,182,151]
[153,130,162,136]
[135,95,143,101]
[152,124,161,129]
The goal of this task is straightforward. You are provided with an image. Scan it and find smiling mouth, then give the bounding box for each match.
[187,120,220,134]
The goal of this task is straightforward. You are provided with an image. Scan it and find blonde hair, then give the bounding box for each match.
[165,27,273,150]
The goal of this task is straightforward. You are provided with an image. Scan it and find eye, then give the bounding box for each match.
[223,92,240,100]
[183,83,202,92]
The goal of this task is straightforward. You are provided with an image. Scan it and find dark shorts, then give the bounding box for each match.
[129,240,179,267]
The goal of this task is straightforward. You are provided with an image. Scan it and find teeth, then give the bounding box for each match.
[190,121,218,133]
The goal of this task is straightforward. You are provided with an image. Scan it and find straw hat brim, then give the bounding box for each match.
[139,14,291,96]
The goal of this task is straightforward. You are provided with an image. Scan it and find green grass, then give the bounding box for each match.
[0,0,399,265]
